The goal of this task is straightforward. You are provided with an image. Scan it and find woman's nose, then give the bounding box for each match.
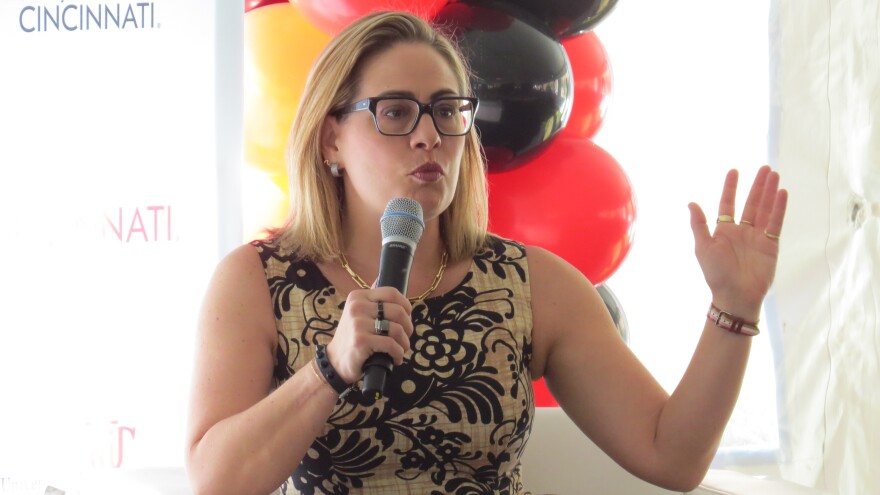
[409,112,441,149]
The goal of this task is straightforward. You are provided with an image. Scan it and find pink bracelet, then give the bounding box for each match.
[707,303,760,337]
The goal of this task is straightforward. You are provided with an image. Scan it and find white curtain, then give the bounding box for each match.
[769,0,880,493]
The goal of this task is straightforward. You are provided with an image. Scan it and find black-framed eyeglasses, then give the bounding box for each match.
[333,96,479,136]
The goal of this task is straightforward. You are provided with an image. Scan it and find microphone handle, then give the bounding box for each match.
[361,241,414,405]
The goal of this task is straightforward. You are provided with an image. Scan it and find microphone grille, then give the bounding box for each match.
[381,198,425,243]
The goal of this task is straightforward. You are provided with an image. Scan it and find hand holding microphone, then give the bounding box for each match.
[323,198,423,405]
[360,198,424,404]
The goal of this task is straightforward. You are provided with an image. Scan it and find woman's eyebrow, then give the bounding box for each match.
[373,89,459,100]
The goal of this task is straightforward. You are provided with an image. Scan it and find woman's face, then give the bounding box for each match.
[326,42,467,221]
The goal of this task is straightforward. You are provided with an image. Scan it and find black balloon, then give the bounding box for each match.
[597,283,630,344]
[461,0,619,38]
[434,2,573,172]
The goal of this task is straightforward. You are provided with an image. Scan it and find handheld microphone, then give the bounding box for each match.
[361,197,424,405]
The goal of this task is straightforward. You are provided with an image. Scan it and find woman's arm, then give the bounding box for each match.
[185,244,339,495]
[529,166,787,491]
[185,244,414,495]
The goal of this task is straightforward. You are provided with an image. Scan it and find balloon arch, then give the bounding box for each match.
[244,0,632,407]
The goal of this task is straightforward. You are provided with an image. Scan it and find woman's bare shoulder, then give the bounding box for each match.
[199,242,276,341]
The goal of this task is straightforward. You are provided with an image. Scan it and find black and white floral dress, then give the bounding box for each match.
[252,235,535,495]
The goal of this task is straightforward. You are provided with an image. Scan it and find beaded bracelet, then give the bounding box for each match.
[707,303,760,337]
[314,344,358,399]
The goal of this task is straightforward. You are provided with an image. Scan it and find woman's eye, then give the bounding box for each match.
[380,104,413,120]
[435,105,456,119]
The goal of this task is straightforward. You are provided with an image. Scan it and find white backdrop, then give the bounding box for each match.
[0,0,241,487]
[594,0,779,463]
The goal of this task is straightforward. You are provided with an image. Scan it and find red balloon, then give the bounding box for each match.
[429,2,515,36]
[291,0,448,35]
[534,378,559,408]
[560,32,613,139]
[488,139,636,285]
[246,0,288,12]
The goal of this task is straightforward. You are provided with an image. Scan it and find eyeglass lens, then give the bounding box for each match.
[374,98,475,136]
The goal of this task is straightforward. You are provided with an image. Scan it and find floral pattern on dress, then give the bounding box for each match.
[253,236,534,495]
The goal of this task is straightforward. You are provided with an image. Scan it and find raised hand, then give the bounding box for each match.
[688,165,788,319]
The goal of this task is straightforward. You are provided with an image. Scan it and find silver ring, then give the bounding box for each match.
[376,300,384,321]
[374,318,390,336]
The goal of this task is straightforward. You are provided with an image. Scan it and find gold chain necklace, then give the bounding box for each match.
[339,250,449,304]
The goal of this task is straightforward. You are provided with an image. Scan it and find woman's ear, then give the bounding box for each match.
[320,115,340,161]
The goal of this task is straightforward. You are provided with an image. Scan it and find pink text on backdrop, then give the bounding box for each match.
[87,420,136,469]
[104,205,172,242]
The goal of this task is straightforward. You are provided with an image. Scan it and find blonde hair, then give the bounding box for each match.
[273,11,488,262]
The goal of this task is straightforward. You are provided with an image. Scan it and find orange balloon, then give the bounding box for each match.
[244,3,330,176]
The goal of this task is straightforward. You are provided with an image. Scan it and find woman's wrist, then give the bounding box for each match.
[309,357,341,398]
[709,293,762,323]
[313,344,358,399]
[707,303,760,337]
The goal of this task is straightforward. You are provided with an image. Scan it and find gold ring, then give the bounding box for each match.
[763,229,780,241]
[374,319,390,336]
[741,220,754,226]
[716,215,735,224]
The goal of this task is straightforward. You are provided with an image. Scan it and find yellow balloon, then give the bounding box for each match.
[242,167,290,242]
[267,172,290,196]
[244,3,330,176]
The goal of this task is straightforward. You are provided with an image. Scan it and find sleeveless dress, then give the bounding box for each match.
[252,235,535,495]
